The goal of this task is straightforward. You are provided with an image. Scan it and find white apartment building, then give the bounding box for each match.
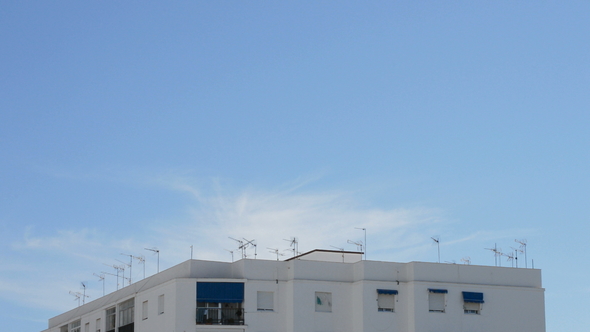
[42,250,545,332]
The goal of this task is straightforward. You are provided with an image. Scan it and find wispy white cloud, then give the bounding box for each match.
[148,176,445,264]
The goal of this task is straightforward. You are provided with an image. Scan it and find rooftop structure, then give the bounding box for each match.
[42,250,545,332]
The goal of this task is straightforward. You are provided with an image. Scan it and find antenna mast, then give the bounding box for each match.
[229,237,247,259]
[224,249,234,262]
[330,245,345,262]
[267,248,285,261]
[145,247,160,273]
[103,263,125,290]
[515,239,527,268]
[347,239,363,252]
[283,237,299,257]
[243,238,258,259]
[120,253,134,284]
[485,243,501,266]
[93,273,105,296]
[431,237,440,263]
[69,284,90,307]
[133,255,146,279]
[355,227,367,260]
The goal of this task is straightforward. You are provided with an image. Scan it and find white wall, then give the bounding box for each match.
[42,258,545,332]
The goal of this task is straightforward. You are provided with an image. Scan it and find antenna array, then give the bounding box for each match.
[347,239,363,252]
[93,273,105,296]
[267,248,285,261]
[283,237,299,257]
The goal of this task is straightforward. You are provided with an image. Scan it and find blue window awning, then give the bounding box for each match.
[377,289,398,295]
[197,282,244,303]
[462,292,484,303]
[428,288,448,294]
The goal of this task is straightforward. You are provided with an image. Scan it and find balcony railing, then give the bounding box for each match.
[196,308,244,325]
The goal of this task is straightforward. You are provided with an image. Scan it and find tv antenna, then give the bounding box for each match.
[510,246,523,268]
[103,263,125,290]
[81,282,88,304]
[347,239,363,252]
[485,243,501,266]
[133,255,146,279]
[144,247,160,273]
[93,273,105,296]
[69,282,90,306]
[120,253,134,284]
[267,248,285,261]
[461,257,471,265]
[243,238,258,259]
[503,251,515,267]
[355,227,367,260]
[330,245,345,262]
[69,291,89,307]
[515,239,528,268]
[224,249,234,262]
[115,259,132,286]
[431,236,440,263]
[229,237,248,259]
[283,237,299,257]
[100,270,129,291]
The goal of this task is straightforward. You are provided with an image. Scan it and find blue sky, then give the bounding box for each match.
[1,2,588,331]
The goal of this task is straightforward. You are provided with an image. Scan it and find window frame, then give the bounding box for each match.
[69,319,81,332]
[158,294,165,315]
[428,289,447,313]
[105,307,116,332]
[257,291,274,311]
[377,293,395,312]
[142,300,148,320]
[462,291,484,315]
[315,292,332,313]
[463,301,482,314]
[118,298,135,327]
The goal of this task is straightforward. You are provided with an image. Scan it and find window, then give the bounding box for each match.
[69,320,81,332]
[95,318,101,332]
[158,295,165,315]
[105,307,116,332]
[84,323,89,332]
[60,325,68,332]
[118,298,134,327]
[257,291,274,311]
[428,289,447,312]
[196,282,245,325]
[377,289,397,312]
[315,292,332,312]
[142,301,148,320]
[464,302,481,314]
[462,292,484,314]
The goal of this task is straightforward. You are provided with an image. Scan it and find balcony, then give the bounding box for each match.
[196,307,244,325]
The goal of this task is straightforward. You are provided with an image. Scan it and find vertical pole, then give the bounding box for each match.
[355,227,366,260]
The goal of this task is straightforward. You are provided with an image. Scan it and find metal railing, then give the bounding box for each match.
[196,308,244,325]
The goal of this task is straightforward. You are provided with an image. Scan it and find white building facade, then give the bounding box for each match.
[42,250,545,332]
